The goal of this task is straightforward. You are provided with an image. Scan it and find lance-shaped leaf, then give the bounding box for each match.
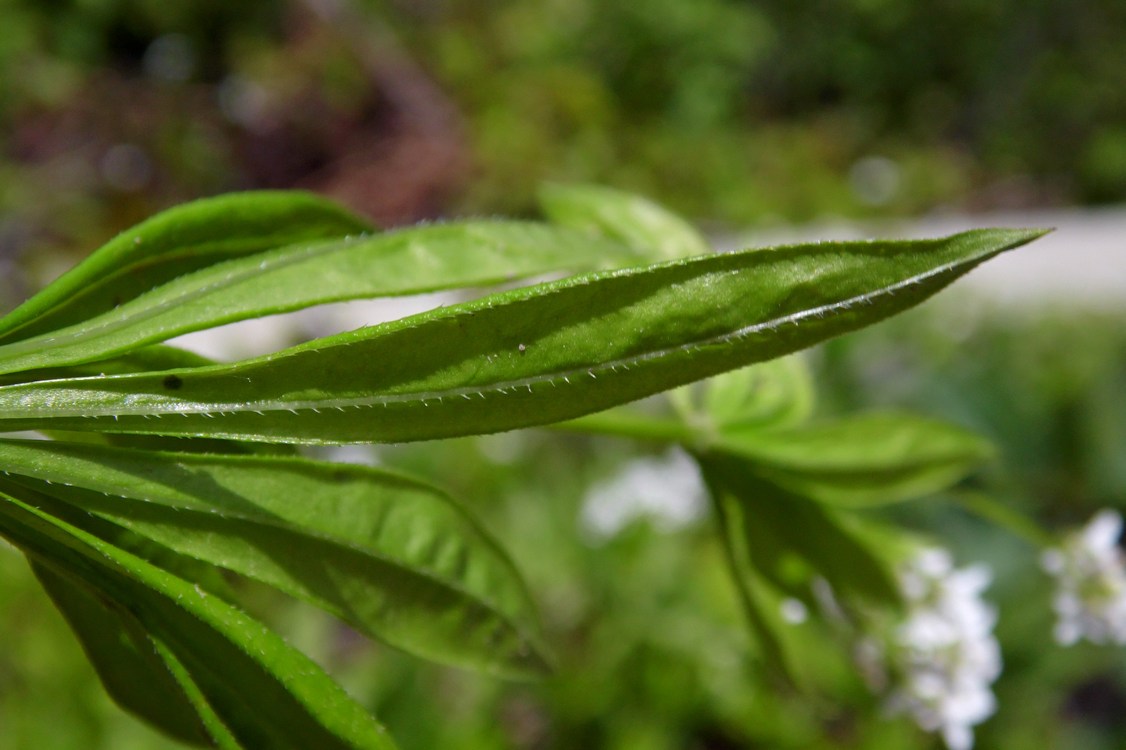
[0,222,639,375]
[0,191,373,344]
[718,412,996,507]
[538,182,710,260]
[0,228,1046,442]
[0,438,547,678]
[31,561,212,745]
[0,491,398,750]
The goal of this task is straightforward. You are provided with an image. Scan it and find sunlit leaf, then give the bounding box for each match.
[0,229,1046,443]
[0,222,639,375]
[0,191,373,344]
[538,182,710,260]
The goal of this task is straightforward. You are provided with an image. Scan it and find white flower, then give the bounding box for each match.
[1041,509,1126,646]
[861,547,1001,750]
[579,449,705,540]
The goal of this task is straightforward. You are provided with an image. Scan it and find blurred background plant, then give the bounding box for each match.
[1,0,1124,748]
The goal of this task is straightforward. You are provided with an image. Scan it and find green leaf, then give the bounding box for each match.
[701,454,901,608]
[0,438,548,679]
[31,561,212,745]
[551,406,694,444]
[560,357,814,445]
[0,344,217,388]
[704,472,803,687]
[0,191,373,344]
[668,356,815,441]
[0,490,398,750]
[538,182,710,260]
[0,229,1046,442]
[0,221,639,375]
[719,412,995,506]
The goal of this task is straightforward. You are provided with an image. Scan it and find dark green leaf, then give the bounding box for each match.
[32,561,212,745]
[0,229,1046,443]
[704,471,802,687]
[701,455,901,608]
[0,438,547,678]
[0,490,398,750]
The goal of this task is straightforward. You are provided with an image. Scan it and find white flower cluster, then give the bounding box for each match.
[857,548,1001,750]
[579,448,705,540]
[1041,509,1126,646]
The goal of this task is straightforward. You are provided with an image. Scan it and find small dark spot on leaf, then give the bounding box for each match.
[111,296,123,308]
[163,375,183,390]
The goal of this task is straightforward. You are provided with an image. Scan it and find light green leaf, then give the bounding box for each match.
[0,344,217,388]
[561,357,813,445]
[0,191,373,344]
[0,228,1046,442]
[0,490,398,750]
[0,439,547,679]
[0,222,638,375]
[551,406,694,444]
[32,561,212,745]
[720,412,995,506]
[668,356,815,441]
[538,182,710,260]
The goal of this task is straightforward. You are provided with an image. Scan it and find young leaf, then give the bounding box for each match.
[538,182,710,260]
[0,491,399,750]
[558,358,813,446]
[0,229,1046,443]
[0,222,639,375]
[31,562,212,745]
[667,356,815,441]
[0,438,548,678]
[718,412,995,507]
[0,191,373,343]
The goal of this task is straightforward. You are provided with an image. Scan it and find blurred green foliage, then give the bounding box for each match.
[1,0,1124,267]
[380,0,1126,219]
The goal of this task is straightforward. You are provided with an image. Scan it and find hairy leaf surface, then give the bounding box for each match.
[0,229,1045,443]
